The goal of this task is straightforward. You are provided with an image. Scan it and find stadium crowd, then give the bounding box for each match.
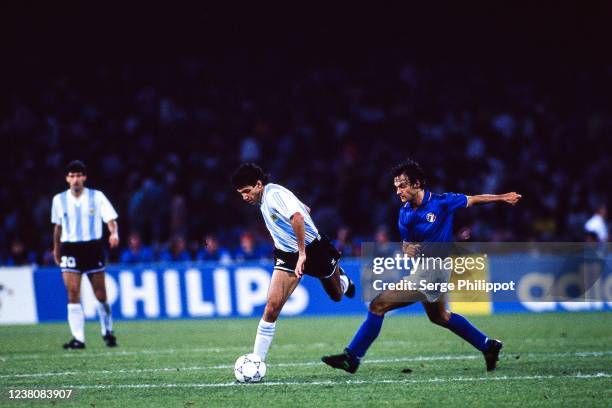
[1,57,609,265]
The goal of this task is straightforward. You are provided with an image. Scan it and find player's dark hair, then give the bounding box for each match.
[231,163,269,189]
[391,158,426,187]
[66,160,87,175]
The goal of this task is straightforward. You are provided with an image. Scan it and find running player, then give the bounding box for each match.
[322,158,521,372]
[51,160,119,349]
[232,163,355,361]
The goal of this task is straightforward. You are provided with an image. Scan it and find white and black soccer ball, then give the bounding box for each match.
[234,353,267,383]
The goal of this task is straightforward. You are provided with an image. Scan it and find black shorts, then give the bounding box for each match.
[60,240,105,274]
[273,235,341,278]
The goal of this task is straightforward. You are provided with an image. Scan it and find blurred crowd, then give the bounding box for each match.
[1,57,610,266]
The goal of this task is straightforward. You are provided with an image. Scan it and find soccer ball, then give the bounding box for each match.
[234,353,267,383]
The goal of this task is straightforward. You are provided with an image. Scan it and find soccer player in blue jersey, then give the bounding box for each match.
[322,159,521,373]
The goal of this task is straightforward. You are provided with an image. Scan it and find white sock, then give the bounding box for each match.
[253,319,276,361]
[339,274,349,294]
[97,302,113,335]
[67,303,85,343]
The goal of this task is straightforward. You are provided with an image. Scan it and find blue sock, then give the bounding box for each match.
[346,311,384,361]
[447,312,489,352]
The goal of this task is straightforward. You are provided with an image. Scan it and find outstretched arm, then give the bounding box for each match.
[467,192,522,207]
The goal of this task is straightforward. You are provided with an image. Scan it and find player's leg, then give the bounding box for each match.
[312,236,355,301]
[62,271,86,349]
[253,269,301,360]
[422,301,502,371]
[87,271,117,347]
[319,265,355,302]
[339,267,356,298]
[322,289,425,373]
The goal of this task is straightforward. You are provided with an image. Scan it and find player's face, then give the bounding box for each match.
[394,175,420,203]
[66,172,87,192]
[237,181,264,206]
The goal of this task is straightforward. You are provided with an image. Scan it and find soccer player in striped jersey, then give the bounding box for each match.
[232,163,356,361]
[322,158,522,373]
[51,160,120,349]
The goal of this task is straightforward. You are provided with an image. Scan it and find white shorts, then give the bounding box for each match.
[403,263,452,303]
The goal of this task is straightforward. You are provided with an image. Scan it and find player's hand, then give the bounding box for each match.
[502,192,522,205]
[457,227,472,241]
[109,234,120,248]
[402,242,421,257]
[294,253,306,278]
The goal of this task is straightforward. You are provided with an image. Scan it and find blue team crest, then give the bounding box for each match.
[426,212,436,223]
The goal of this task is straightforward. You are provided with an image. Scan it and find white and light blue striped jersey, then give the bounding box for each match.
[260,183,319,252]
[51,188,118,243]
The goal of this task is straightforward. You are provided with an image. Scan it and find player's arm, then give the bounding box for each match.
[467,192,522,207]
[99,191,120,248]
[398,213,420,256]
[290,212,307,278]
[107,219,120,248]
[402,242,421,256]
[53,224,62,265]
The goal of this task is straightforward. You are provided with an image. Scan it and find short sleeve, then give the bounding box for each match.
[267,189,304,219]
[443,193,468,213]
[98,191,119,222]
[51,195,62,225]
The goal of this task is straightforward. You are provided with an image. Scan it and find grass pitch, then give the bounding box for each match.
[1,312,610,407]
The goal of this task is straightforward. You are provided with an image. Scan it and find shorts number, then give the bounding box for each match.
[60,256,76,268]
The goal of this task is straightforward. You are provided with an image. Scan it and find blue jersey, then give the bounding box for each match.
[398,191,468,243]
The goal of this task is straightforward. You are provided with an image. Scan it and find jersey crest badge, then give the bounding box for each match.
[426,212,436,223]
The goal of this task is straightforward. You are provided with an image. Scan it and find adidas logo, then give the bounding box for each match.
[276,259,285,265]
[331,259,337,265]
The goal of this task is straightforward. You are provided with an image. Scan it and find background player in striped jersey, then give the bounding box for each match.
[51,160,120,349]
[322,158,522,373]
[232,163,356,361]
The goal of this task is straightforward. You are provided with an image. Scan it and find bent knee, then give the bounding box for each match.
[428,312,451,327]
[368,301,389,316]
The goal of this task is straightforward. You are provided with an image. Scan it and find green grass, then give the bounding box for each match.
[1,313,611,407]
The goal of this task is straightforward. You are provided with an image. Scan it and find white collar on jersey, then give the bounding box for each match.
[67,187,89,203]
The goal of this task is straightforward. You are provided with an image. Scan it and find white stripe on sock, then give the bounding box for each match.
[253,319,276,361]
[339,274,349,294]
